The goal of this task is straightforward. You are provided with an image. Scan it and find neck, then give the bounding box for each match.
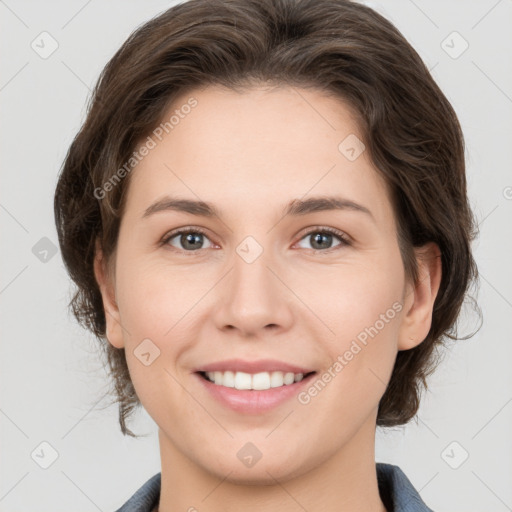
[156,414,387,512]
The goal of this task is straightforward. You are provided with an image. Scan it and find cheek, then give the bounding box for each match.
[307,251,405,406]
[311,256,404,340]
[115,256,205,338]
[116,261,196,412]
[295,265,404,433]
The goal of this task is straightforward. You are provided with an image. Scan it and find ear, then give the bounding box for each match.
[398,242,442,351]
[93,239,125,349]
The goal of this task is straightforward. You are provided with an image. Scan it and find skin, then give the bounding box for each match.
[94,85,441,512]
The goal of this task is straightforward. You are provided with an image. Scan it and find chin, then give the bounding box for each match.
[204,455,311,486]
[221,467,294,486]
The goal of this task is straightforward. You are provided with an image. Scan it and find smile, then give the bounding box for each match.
[199,370,314,390]
[195,370,317,414]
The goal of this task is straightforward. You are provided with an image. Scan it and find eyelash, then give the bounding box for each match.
[160,226,351,255]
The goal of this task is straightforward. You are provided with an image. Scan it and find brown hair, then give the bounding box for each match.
[54,0,479,436]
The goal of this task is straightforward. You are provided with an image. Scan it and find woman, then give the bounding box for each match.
[54,0,478,510]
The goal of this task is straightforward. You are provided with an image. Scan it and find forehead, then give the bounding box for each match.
[124,85,391,221]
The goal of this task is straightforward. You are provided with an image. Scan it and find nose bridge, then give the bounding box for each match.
[231,237,279,309]
[215,235,292,334]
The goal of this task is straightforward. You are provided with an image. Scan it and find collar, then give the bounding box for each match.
[377,462,435,511]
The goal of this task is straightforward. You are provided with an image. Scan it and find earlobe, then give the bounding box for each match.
[398,242,442,351]
[93,239,125,349]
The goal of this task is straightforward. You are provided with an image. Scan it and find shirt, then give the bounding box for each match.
[114,462,434,512]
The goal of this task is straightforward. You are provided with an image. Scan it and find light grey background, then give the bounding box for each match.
[1,1,511,511]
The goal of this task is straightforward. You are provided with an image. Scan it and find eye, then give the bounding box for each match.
[161,226,351,254]
[162,227,214,252]
[295,227,350,252]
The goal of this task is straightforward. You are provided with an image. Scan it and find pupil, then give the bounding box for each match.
[183,233,202,249]
[312,232,331,249]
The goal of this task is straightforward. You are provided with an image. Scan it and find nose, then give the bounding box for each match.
[213,245,294,338]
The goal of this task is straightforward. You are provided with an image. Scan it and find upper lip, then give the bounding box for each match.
[195,359,315,375]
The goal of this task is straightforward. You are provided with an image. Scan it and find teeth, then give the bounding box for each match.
[204,371,305,390]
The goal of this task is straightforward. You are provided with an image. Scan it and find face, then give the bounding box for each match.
[96,85,436,484]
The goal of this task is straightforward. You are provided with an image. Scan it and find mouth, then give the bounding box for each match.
[194,370,318,414]
[196,370,317,390]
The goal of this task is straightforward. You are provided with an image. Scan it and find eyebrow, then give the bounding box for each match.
[142,195,374,221]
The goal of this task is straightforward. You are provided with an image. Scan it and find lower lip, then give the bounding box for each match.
[194,372,316,414]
